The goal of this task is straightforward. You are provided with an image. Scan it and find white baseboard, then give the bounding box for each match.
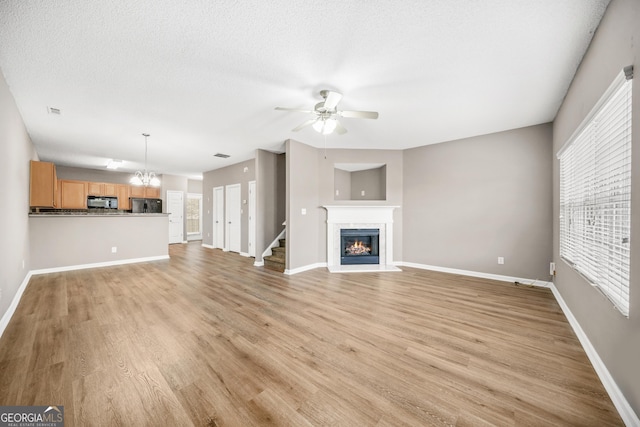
[399,261,552,288]
[240,252,251,258]
[254,261,264,267]
[0,271,33,339]
[201,243,215,249]
[30,255,170,276]
[549,283,640,427]
[284,262,326,275]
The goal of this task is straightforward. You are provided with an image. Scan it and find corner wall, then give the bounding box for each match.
[552,0,640,417]
[202,159,256,253]
[0,68,37,331]
[403,124,553,280]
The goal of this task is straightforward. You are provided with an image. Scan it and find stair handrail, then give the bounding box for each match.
[261,221,286,260]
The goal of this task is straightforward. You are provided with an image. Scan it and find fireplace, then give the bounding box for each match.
[340,229,379,265]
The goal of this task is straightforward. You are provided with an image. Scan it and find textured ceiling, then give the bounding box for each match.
[0,0,609,179]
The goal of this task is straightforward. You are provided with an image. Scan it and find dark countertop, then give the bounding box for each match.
[29,211,169,217]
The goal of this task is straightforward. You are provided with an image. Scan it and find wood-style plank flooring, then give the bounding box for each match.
[0,242,623,426]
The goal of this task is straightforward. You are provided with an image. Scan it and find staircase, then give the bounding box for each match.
[264,238,286,272]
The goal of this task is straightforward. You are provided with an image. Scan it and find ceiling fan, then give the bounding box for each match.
[275,90,379,135]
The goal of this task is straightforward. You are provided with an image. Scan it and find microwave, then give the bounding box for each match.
[87,195,118,209]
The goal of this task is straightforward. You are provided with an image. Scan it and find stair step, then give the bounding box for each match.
[264,255,285,273]
[278,238,286,248]
[271,247,286,258]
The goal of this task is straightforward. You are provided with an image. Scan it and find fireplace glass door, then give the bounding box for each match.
[340,228,380,265]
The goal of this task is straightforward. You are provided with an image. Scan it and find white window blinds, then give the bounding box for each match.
[558,66,633,317]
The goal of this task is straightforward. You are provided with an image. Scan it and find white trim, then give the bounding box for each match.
[201,243,215,249]
[284,262,327,275]
[240,252,250,257]
[182,240,188,244]
[30,255,170,276]
[399,262,552,288]
[253,261,265,267]
[328,264,401,273]
[0,271,33,339]
[549,283,640,427]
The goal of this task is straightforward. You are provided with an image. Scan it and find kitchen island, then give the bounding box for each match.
[29,212,170,272]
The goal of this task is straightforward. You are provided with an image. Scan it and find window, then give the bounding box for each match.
[558,66,633,316]
[186,193,202,236]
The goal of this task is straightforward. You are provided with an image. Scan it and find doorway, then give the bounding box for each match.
[167,190,184,244]
[213,186,224,249]
[248,180,256,257]
[225,184,241,253]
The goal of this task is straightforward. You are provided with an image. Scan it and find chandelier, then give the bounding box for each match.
[130,133,160,187]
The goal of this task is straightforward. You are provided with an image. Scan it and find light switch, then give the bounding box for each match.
[361,190,365,196]
[301,208,307,215]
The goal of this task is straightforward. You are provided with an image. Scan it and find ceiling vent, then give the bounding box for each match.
[47,106,61,115]
[214,153,230,158]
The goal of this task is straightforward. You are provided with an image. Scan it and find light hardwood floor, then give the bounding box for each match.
[0,243,623,426]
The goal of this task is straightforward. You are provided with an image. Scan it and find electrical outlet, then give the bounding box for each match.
[111,247,117,254]
[550,262,556,276]
[301,208,307,215]
[361,190,365,196]
[498,257,504,265]
[335,189,339,196]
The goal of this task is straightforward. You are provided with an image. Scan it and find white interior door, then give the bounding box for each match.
[225,184,241,253]
[248,180,256,257]
[213,186,224,249]
[167,190,184,244]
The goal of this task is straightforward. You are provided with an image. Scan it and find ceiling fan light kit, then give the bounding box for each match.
[276,90,378,135]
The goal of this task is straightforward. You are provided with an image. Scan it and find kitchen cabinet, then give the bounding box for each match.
[130,186,145,198]
[60,180,87,209]
[87,181,103,196]
[116,184,130,210]
[104,183,117,196]
[129,186,160,198]
[87,182,118,196]
[30,160,58,207]
[145,187,161,198]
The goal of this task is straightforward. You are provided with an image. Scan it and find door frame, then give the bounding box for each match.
[225,183,241,253]
[248,180,256,257]
[213,186,224,249]
[166,190,185,244]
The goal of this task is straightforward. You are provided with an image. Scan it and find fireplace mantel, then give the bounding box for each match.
[323,205,401,273]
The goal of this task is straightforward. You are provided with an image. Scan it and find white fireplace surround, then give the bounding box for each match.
[323,206,401,273]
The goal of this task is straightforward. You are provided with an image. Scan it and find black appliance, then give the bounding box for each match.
[87,195,118,209]
[130,198,162,213]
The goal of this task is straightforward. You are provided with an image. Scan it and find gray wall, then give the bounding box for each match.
[187,179,203,194]
[202,159,256,253]
[286,140,321,270]
[317,148,404,264]
[351,166,386,200]
[334,168,351,201]
[553,0,640,415]
[0,68,38,328]
[29,216,169,269]
[403,124,553,280]
[256,150,286,263]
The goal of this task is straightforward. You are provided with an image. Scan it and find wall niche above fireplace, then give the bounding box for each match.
[334,163,386,201]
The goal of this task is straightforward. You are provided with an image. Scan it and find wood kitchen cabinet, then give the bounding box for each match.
[130,185,145,198]
[103,183,117,196]
[145,187,161,198]
[129,186,160,198]
[30,160,58,207]
[87,182,118,196]
[87,181,103,196]
[116,184,130,210]
[60,180,87,209]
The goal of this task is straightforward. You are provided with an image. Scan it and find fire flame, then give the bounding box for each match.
[345,239,371,255]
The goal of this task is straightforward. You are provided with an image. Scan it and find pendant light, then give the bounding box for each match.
[130,133,160,187]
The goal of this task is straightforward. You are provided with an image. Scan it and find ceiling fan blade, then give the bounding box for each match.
[338,110,379,119]
[275,107,314,113]
[292,118,318,132]
[334,120,347,135]
[323,91,343,110]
